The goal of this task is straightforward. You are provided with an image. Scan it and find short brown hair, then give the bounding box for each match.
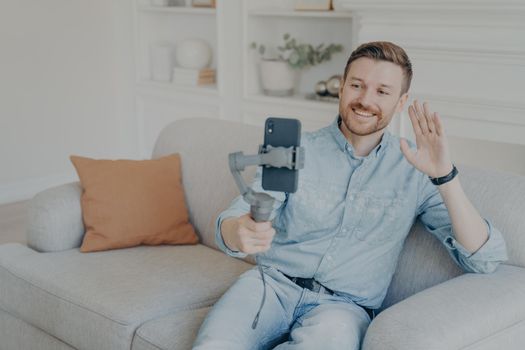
[343,41,413,94]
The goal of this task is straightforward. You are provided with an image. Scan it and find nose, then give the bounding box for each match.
[357,88,375,109]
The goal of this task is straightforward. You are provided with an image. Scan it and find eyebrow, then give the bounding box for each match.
[349,77,394,89]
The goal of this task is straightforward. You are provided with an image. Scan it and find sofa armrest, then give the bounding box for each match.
[363,264,525,350]
[26,182,85,252]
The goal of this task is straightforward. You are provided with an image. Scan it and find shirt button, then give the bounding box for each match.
[348,195,355,200]
[327,255,333,261]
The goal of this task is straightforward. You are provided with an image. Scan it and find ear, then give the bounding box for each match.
[339,76,345,98]
[395,93,409,114]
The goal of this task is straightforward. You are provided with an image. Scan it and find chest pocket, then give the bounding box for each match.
[355,192,408,245]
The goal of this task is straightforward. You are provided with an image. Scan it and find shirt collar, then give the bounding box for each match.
[329,115,390,159]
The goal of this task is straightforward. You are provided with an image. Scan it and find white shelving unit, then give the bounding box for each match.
[131,0,356,155]
[138,5,216,15]
[134,1,219,95]
[242,0,355,128]
[247,9,353,19]
[129,0,525,173]
[133,0,222,157]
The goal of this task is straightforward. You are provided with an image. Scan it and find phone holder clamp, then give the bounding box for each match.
[228,145,305,222]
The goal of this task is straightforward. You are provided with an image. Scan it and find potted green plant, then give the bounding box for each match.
[251,34,343,96]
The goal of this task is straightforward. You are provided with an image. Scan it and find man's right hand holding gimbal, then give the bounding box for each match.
[220,214,276,255]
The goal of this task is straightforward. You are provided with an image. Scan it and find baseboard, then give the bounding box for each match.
[0,173,77,205]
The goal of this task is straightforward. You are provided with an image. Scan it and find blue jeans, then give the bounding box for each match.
[193,266,371,350]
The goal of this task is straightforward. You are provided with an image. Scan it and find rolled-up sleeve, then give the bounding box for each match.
[416,175,508,274]
[215,167,287,258]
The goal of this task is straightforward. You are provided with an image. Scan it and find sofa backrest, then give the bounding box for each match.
[153,118,525,309]
[379,165,525,310]
[152,118,261,250]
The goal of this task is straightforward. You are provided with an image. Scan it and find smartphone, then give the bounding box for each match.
[262,117,302,193]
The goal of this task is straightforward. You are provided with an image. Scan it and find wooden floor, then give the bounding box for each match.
[0,200,27,245]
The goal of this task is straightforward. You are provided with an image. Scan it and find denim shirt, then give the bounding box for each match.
[215,116,508,309]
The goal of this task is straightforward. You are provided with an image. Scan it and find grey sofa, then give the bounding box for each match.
[1,117,524,350]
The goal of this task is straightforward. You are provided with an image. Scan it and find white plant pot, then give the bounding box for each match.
[259,60,297,96]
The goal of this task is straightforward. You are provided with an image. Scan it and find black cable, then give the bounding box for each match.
[251,254,266,329]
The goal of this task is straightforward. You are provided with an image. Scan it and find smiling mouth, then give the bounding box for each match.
[352,108,377,118]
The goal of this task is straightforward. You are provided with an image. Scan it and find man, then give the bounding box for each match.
[193,41,508,349]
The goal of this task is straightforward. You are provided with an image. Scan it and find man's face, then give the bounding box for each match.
[338,57,408,137]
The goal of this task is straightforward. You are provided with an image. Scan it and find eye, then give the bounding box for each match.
[378,90,389,95]
[351,83,361,89]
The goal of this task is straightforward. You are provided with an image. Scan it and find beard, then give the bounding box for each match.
[339,101,392,137]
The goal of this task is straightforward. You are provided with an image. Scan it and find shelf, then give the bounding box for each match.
[137,80,219,96]
[139,5,216,15]
[248,9,353,19]
[245,93,339,112]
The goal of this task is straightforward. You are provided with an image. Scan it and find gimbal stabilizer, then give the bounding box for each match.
[228,144,305,328]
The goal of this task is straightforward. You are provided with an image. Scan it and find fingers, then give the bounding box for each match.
[237,214,275,254]
[411,100,437,135]
[414,100,429,135]
[423,102,436,134]
[239,224,275,241]
[433,112,444,136]
[240,214,273,232]
[407,105,422,136]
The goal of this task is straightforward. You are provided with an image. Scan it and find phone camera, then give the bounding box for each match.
[267,121,274,134]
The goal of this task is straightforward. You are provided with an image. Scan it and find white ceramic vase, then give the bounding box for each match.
[259,59,297,96]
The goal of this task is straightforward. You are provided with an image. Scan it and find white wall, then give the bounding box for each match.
[1,0,524,205]
[0,0,136,204]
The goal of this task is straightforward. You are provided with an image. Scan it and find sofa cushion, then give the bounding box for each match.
[70,154,198,252]
[0,308,75,350]
[132,307,210,350]
[0,243,250,350]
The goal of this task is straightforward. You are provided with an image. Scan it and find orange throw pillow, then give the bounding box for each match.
[70,154,198,252]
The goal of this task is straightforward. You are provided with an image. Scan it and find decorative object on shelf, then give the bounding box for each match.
[191,0,215,7]
[295,0,333,11]
[172,67,215,86]
[251,34,343,96]
[313,74,341,99]
[326,74,341,97]
[315,81,328,96]
[175,38,212,70]
[150,42,174,82]
[251,34,343,70]
[259,59,297,96]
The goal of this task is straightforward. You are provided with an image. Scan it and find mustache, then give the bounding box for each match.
[349,102,381,116]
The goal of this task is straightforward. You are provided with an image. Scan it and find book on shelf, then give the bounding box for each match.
[172,67,215,86]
